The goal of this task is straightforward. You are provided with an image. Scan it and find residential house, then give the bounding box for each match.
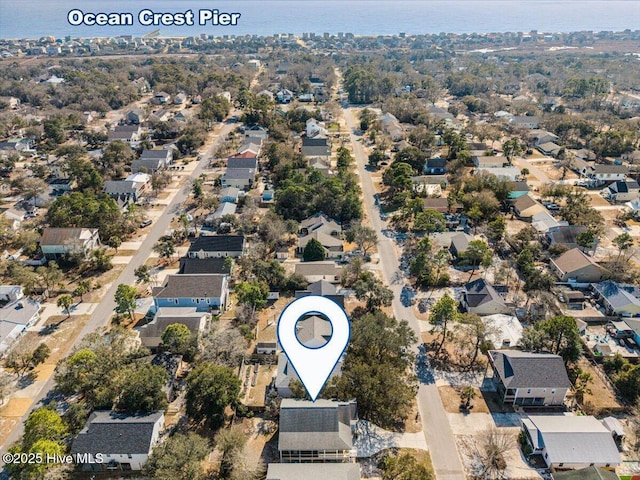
[173,93,187,105]
[423,197,450,213]
[300,213,341,236]
[527,130,559,147]
[538,142,563,157]
[187,235,245,259]
[295,261,341,283]
[132,77,150,94]
[411,175,446,195]
[71,411,165,471]
[477,166,521,181]
[520,414,621,470]
[425,157,446,175]
[545,225,588,249]
[107,124,141,144]
[173,110,194,123]
[221,168,256,189]
[278,399,357,462]
[308,156,332,176]
[245,125,268,141]
[103,173,149,206]
[574,149,596,162]
[132,149,172,173]
[379,112,403,141]
[227,152,259,171]
[152,274,229,312]
[219,187,240,203]
[0,137,34,152]
[137,307,210,349]
[449,233,473,259]
[473,155,506,168]
[126,109,145,125]
[462,279,511,316]
[1,208,24,230]
[489,350,571,406]
[149,109,170,123]
[607,318,640,347]
[298,231,343,258]
[238,142,261,157]
[276,315,343,397]
[210,202,237,220]
[276,246,289,262]
[276,89,294,104]
[40,228,100,261]
[306,118,327,138]
[571,157,595,177]
[587,164,628,185]
[510,116,540,129]
[507,181,530,199]
[295,280,345,308]
[513,194,546,220]
[550,248,606,283]
[603,180,640,203]
[178,257,232,275]
[553,466,620,480]
[302,137,331,158]
[0,287,40,354]
[266,464,361,480]
[152,91,171,105]
[592,281,640,316]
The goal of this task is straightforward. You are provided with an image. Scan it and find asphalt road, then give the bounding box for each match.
[343,107,466,480]
[0,118,238,462]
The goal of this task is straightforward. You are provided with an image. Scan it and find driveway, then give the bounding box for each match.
[354,420,428,458]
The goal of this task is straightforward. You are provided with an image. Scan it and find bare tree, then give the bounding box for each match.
[475,427,515,480]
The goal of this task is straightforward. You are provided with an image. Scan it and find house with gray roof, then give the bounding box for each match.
[71,410,164,471]
[132,149,172,173]
[219,187,240,203]
[545,225,588,249]
[295,280,345,307]
[187,235,245,259]
[278,399,357,462]
[587,164,628,185]
[550,248,605,283]
[40,228,100,261]
[520,414,621,470]
[295,261,342,283]
[267,463,361,480]
[603,179,640,203]
[152,274,229,313]
[488,350,571,406]
[137,307,210,349]
[178,257,232,275]
[449,233,472,260]
[107,124,141,144]
[221,168,256,189]
[462,279,511,316]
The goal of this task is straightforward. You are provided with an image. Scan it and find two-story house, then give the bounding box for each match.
[40,228,100,261]
[187,235,246,259]
[152,274,229,313]
[587,164,628,186]
[488,350,571,406]
[71,411,164,471]
[132,149,172,173]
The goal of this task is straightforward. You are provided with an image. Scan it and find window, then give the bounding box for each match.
[127,454,132,459]
[526,389,531,394]
[174,299,178,304]
[551,389,556,394]
[195,299,200,304]
[559,463,564,467]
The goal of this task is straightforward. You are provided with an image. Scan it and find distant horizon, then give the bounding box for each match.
[1,0,638,40]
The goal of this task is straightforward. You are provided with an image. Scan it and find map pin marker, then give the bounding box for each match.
[277,295,350,401]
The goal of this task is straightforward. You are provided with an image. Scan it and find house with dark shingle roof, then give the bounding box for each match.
[603,179,640,203]
[278,399,357,462]
[227,152,258,170]
[462,278,511,316]
[187,235,245,259]
[107,124,141,144]
[179,257,232,275]
[71,410,164,471]
[545,225,588,249]
[295,280,345,307]
[132,149,172,173]
[152,274,229,312]
[488,350,571,406]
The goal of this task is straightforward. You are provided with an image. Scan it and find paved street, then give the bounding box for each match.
[0,118,239,460]
[343,107,466,480]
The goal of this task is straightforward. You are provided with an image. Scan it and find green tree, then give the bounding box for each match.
[368,148,386,169]
[153,239,176,262]
[345,224,378,255]
[134,265,151,284]
[353,271,394,311]
[115,364,168,413]
[106,235,122,253]
[73,280,91,303]
[502,137,523,165]
[114,283,137,321]
[461,240,492,280]
[235,281,269,311]
[413,209,446,235]
[460,385,476,410]
[613,232,634,261]
[486,216,506,245]
[573,370,593,405]
[430,294,459,354]
[520,315,582,365]
[161,323,194,355]
[186,362,241,429]
[23,407,68,449]
[380,452,433,480]
[302,237,326,261]
[576,229,597,252]
[394,146,427,173]
[144,432,210,480]
[57,294,74,318]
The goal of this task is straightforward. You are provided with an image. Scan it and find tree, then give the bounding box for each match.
[161,323,194,355]
[394,146,427,173]
[106,235,122,252]
[502,137,523,165]
[23,407,67,449]
[368,148,386,168]
[115,364,168,413]
[334,311,417,428]
[114,283,137,321]
[134,265,151,284]
[613,232,634,261]
[5,343,50,377]
[235,281,269,312]
[153,238,176,262]
[576,228,597,252]
[353,271,394,311]
[89,248,113,272]
[413,209,446,235]
[430,294,459,355]
[57,294,73,318]
[198,323,245,368]
[461,240,492,280]
[144,432,210,480]
[191,177,204,198]
[22,177,47,207]
[460,386,476,410]
[216,426,248,479]
[573,370,593,405]
[345,224,378,255]
[186,362,241,429]
[73,280,91,303]
[476,427,514,479]
[302,237,326,261]
[486,216,506,245]
[520,315,582,365]
[380,451,433,480]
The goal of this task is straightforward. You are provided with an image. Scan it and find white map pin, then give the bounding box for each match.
[277,295,350,401]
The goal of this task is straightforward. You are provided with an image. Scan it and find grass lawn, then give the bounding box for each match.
[439,386,491,414]
[577,357,623,414]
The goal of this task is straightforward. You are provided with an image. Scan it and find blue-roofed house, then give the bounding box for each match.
[152,274,229,313]
[592,281,640,317]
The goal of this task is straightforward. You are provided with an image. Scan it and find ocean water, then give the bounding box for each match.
[0,0,638,39]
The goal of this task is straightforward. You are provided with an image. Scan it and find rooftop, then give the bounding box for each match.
[489,350,571,389]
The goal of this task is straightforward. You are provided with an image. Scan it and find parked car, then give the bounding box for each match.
[140,219,152,228]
